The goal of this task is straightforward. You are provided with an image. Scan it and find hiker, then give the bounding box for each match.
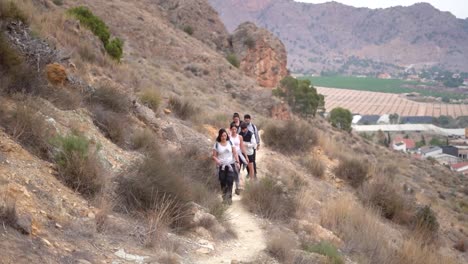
[243,114,260,176]
[239,122,257,180]
[212,128,240,205]
[231,112,242,133]
[230,122,248,195]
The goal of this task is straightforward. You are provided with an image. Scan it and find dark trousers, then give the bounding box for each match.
[246,150,257,175]
[219,165,235,202]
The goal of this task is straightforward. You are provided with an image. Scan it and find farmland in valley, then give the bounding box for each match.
[303,76,467,99]
[317,87,468,117]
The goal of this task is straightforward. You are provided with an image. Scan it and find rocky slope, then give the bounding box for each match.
[209,0,468,75]
[0,0,466,263]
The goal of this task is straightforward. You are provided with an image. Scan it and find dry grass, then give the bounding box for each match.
[299,154,325,178]
[316,131,344,160]
[89,82,131,113]
[142,195,185,248]
[131,128,158,151]
[359,177,413,223]
[139,88,161,111]
[0,196,17,229]
[91,106,129,147]
[0,97,54,159]
[266,229,297,262]
[262,120,318,154]
[242,177,296,221]
[168,96,199,121]
[321,196,453,264]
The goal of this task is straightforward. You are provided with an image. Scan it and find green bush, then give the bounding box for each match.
[0,0,27,23]
[68,6,123,61]
[305,243,340,261]
[262,120,317,154]
[303,241,344,264]
[334,157,368,188]
[414,205,439,236]
[105,37,123,61]
[275,76,324,117]
[329,107,352,132]
[226,53,240,68]
[183,25,193,35]
[52,133,105,197]
[68,6,110,45]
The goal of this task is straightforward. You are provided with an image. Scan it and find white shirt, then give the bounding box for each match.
[213,142,234,165]
[230,134,241,153]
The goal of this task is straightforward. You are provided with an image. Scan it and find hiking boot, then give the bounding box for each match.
[235,188,240,195]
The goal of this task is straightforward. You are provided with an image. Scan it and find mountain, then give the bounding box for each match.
[209,0,468,75]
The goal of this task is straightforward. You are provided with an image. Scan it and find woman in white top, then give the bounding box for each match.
[212,128,240,205]
[229,123,248,194]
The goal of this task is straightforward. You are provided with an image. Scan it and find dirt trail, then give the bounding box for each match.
[194,147,267,263]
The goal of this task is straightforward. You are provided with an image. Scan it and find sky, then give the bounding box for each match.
[296,0,468,19]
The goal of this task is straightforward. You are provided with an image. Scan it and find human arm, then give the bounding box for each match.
[212,149,221,166]
[239,136,249,162]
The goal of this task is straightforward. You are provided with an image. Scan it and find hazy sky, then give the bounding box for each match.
[296,0,468,19]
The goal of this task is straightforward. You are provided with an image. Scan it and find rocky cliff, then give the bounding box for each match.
[232,22,288,87]
[209,0,468,75]
[156,0,230,51]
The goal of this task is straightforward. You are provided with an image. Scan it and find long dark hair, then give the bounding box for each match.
[216,128,229,142]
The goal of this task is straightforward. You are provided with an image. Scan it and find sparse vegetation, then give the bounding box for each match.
[242,177,296,220]
[52,132,106,197]
[334,156,368,188]
[91,106,128,146]
[131,128,157,151]
[0,197,17,229]
[413,205,439,239]
[262,120,318,153]
[226,53,240,68]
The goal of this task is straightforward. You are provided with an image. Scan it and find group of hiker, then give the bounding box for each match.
[212,113,260,205]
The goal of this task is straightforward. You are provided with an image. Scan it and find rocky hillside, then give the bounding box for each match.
[0,0,467,263]
[209,0,468,75]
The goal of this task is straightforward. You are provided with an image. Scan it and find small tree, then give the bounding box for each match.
[274,76,324,118]
[329,107,352,132]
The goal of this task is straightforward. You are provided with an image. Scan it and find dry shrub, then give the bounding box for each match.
[131,128,157,151]
[157,252,181,264]
[142,195,185,248]
[334,156,368,188]
[262,120,317,154]
[243,177,296,221]
[0,98,53,159]
[266,229,297,262]
[117,150,192,213]
[303,241,344,264]
[396,237,456,264]
[412,205,439,242]
[91,106,128,147]
[45,63,67,86]
[94,195,114,233]
[294,189,316,219]
[52,133,106,197]
[0,196,17,229]
[38,85,83,110]
[139,88,161,111]
[299,154,325,178]
[168,96,199,121]
[454,239,466,252]
[203,113,230,129]
[317,131,343,160]
[359,177,412,223]
[321,197,395,264]
[89,82,130,113]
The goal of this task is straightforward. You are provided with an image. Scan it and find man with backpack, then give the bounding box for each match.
[239,121,257,180]
[243,114,260,177]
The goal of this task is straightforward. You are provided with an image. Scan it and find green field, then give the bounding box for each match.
[301,76,466,99]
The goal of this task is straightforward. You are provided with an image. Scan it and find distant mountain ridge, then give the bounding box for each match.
[209,0,468,75]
